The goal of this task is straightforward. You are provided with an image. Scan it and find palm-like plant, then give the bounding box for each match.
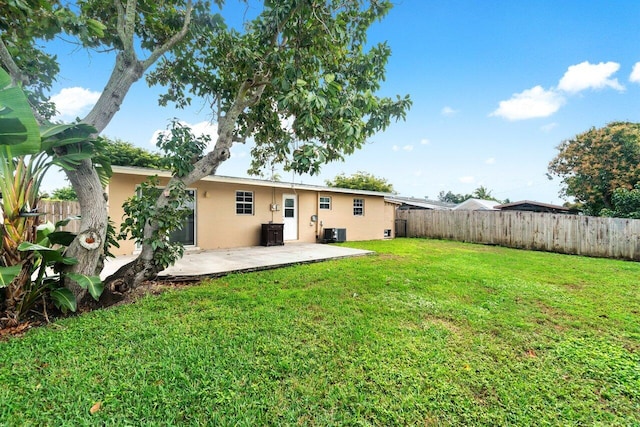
[1,149,49,266]
[0,68,106,324]
[0,149,52,324]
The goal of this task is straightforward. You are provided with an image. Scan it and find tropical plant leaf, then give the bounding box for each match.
[40,122,96,142]
[0,69,39,155]
[36,222,56,243]
[47,231,77,246]
[0,264,22,288]
[18,242,58,252]
[17,242,77,264]
[55,216,81,228]
[67,273,104,301]
[50,287,77,312]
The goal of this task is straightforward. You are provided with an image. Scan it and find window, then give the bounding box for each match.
[135,187,196,246]
[236,191,254,215]
[284,197,295,218]
[169,189,196,246]
[236,191,253,215]
[319,196,331,210]
[353,198,364,216]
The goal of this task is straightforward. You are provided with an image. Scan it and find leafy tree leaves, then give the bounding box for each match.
[548,122,640,215]
[326,171,395,193]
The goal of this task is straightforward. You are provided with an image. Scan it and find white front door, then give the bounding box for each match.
[283,194,298,240]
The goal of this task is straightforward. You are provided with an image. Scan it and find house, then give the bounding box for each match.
[453,198,500,211]
[495,200,571,214]
[384,196,454,210]
[108,166,397,256]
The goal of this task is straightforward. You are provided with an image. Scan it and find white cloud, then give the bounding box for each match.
[441,106,458,116]
[459,176,475,184]
[392,144,413,152]
[51,87,101,120]
[485,157,495,165]
[557,61,624,93]
[630,62,640,83]
[150,121,218,151]
[420,138,430,145]
[490,86,565,121]
[541,122,558,132]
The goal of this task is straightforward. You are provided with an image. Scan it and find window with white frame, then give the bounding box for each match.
[319,196,331,210]
[236,191,254,215]
[353,198,364,216]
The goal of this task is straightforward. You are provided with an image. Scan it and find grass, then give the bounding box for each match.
[0,238,639,426]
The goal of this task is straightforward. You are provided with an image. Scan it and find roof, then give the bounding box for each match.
[110,166,392,198]
[385,196,454,210]
[495,200,570,213]
[453,198,500,211]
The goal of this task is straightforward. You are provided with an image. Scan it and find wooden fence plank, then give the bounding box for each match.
[396,210,640,261]
[37,200,81,233]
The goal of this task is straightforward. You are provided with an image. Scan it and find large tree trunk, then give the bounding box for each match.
[102,79,266,291]
[64,53,143,300]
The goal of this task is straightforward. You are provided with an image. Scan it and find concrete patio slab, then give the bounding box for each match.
[101,243,373,281]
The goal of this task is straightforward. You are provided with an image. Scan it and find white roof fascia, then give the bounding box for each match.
[111,165,392,197]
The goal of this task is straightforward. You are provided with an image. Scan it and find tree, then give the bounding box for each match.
[102,138,163,168]
[472,185,496,201]
[49,186,78,201]
[2,1,410,296]
[600,185,640,218]
[437,191,471,204]
[548,122,640,215]
[325,172,395,193]
[1,0,211,302]
[109,1,410,288]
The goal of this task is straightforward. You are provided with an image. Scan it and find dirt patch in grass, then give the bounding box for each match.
[532,300,573,331]
[423,316,462,334]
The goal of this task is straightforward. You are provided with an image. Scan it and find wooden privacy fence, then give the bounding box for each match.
[37,200,81,233]
[396,209,640,261]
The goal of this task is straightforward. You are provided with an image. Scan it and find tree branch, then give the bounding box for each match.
[0,38,28,87]
[142,0,194,69]
[114,0,128,52]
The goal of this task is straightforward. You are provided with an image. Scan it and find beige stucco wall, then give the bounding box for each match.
[108,171,394,255]
[384,201,398,238]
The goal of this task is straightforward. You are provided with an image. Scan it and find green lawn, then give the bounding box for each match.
[1,239,639,426]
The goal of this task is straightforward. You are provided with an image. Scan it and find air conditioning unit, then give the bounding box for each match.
[323,228,347,243]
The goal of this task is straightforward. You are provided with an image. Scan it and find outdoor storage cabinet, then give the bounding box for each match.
[261,223,284,246]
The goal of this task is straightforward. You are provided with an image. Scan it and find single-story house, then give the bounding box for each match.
[108,166,397,256]
[495,200,571,214]
[453,198,500,211]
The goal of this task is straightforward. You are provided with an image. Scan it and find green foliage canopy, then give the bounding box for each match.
[437,187,502,204]
[548,122,640,215]
[49,186,77,201]
[101,137,163,169]
[438,191,471,204]
[600,184,640,219]
[325,171,394,193]
[148,0,411,177]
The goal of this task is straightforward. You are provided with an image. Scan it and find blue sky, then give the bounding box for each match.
[44,0,640,204]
